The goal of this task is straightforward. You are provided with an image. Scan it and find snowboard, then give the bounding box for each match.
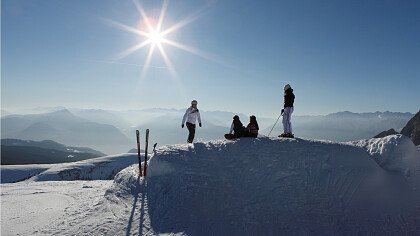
[278,133,295,138]
[224,134,236,140]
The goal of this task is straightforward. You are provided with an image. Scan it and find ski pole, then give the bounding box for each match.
[267,112,282,137]
[136,130,143,177]
[153,143,157,153]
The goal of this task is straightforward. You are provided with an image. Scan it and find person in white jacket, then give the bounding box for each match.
[182,100,202,143]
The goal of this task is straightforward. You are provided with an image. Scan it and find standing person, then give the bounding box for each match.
[225,115,245,139]
[280,84,295,138]
[182,100,202,143]
[244,115,259,138]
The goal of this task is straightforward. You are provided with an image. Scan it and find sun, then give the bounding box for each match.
[105,0,218,78]
[147,30,164,46]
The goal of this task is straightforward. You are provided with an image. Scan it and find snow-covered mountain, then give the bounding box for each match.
[1,135,419,235]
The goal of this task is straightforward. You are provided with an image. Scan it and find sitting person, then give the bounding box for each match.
[244,115,259,138]
[225,115,245,139]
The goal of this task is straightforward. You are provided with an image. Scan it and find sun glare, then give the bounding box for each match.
[107,0,216,78]
[148,30,163,45]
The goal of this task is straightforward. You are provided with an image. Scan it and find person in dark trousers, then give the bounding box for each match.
[280,84,295,138]
[225,115,245,139]
[182,100,202,143]
[244,115,259,138]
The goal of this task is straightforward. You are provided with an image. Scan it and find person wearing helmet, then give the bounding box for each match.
[224,115,245,139]
[182,100,202,143]
[279,84,295,138]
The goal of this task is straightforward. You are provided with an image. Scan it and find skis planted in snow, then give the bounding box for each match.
[143,129,150,176]
[136,130,143,177]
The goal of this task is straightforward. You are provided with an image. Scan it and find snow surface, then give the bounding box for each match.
[1,181,112,235]
[1,154,140,183]
[2,136,420,235]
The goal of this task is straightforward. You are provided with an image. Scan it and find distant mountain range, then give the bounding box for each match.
[1,139,105,165]
[1,109,12,117]
[372,110,420,146]
[1,109,132,154]
[1,107,415,151]
[262,111,414,141]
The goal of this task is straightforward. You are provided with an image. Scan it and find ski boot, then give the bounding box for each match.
[285,133,294,138]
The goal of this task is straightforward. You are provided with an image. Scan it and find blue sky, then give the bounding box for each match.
[2,0,419,117]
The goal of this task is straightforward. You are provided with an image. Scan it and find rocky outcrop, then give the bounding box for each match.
[401,111,420,146]
[373,129,399,138]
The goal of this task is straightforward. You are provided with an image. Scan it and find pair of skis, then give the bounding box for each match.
[136,129,157,177]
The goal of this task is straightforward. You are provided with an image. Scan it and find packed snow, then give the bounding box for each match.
[1,135,420,235]
[1,154,140,183]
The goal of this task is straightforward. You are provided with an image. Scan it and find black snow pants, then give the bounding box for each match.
[186,122,196,143]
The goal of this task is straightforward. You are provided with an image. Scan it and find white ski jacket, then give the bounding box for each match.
[182,107,201,125]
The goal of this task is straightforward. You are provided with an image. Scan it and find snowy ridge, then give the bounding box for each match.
[30,154,139,181]
[1,154,140,183]
[101,136,419,235]
[1,165,51,183]
[350,134,420,175]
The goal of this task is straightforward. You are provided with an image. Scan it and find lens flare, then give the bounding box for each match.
[105,0,228,80]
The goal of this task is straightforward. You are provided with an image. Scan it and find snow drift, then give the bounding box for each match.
[351,134,420,175]
[31,154,139,181]
[102,136,420,235]
[1,154,140,183]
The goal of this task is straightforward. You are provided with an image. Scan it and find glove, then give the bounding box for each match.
[199,123,202,127]
[182,124,184,128]
[281,109,284,115]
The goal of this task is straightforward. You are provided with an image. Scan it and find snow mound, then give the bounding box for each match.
[29,154,139,181]
[350,134,420,175]
[1,165,50,183]
[104,137,420,235]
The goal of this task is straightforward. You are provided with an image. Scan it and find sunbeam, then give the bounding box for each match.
[116,39,151,61]
[104,18,148,37]
[140,44,156,79]
[161,8,206,37]
[157,0,169,32]
[132,0,154,32]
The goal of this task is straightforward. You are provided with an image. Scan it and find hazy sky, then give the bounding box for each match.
[2,0,419,117]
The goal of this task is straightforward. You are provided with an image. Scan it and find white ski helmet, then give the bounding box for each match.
[284,84,291,91]
[191,100,198,105]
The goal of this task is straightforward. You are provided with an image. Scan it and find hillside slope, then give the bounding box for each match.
[24,135,418,235]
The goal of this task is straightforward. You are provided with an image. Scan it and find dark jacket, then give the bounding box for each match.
[284,88,295,108]
[233,119,245,134]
